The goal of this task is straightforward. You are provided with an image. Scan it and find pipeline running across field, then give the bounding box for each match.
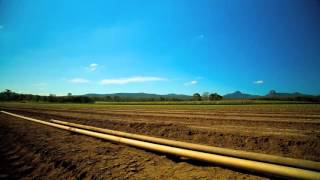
[50,119,320,171]
[1,110,320,180]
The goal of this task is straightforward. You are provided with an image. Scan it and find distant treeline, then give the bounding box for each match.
[0,90,223,103]
[1,89,319,103]
[90,93,223,102]
[254,96,320,102]
[91,96,186,102]
[0,90,93,103]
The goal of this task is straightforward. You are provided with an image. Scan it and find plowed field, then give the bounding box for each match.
[1,103,319,179]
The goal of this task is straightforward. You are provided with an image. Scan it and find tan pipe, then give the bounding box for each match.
[50,119,320,171]
[1,111,320,180]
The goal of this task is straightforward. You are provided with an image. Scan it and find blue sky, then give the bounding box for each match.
[1,0,320,96]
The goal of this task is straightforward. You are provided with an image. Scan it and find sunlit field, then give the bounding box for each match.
[1,0,320,179]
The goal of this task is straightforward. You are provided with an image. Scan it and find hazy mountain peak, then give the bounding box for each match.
[223,91,259,99]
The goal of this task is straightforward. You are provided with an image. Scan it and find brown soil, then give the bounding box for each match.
[1,105,320,179]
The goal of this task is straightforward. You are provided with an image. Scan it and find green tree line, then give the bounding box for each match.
[255,96,320,102]
[0,90,224,103]
[0,90,93,103]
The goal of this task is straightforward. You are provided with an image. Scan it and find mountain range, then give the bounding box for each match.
[85,93,191,100]
[84,90,315,99]
[223,91,260,99]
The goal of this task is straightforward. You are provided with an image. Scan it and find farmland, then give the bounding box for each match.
[0,102,320,179]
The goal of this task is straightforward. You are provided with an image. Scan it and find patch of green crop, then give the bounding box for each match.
[1,101,320,112]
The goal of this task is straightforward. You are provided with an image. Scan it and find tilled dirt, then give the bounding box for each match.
[0,114,264,180]
[0,105,320,179]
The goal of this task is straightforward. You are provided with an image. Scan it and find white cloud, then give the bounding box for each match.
[86,63,98,72]
[100,76,166,85]
[70,78,90,84]
[253,80,264,84]
[184,80,197,86]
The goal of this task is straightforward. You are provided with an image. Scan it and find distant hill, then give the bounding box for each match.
[84,93,192,100]
[265,90,309,98]
[223,91,259,99]
[84,90,318,101]
[223,90,313,100]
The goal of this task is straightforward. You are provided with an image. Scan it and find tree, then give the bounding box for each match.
[32,95,40,102]
[113,96,121,102]
[0,89,19,101]
[193,93,202,101]
[209,93,223,101]
[202,92,209,101]
[104,96,112,101]
[4,89,13,101]
[48,94,57,102]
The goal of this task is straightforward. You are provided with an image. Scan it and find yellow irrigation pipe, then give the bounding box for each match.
[50,119,320,171]
[1,111,320,180]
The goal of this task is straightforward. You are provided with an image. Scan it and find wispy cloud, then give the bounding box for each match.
[70,78,90,84]
[195,34,205,40]
[0,25,3,30]
[184,80,197,86]
[86,63,98,72]
[100,76,166,85]
[253,80,264,84]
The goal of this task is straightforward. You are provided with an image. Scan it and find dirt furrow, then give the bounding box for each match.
[3,107,320,132]
[2,108,320,162]
[3,106,320,120]
[0,113,265,179]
